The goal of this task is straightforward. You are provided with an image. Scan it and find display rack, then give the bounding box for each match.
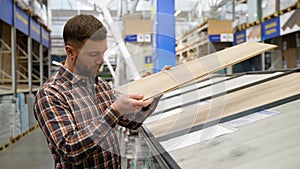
[0,0,51,149]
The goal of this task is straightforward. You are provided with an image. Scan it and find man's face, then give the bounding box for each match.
[74,39,107,77]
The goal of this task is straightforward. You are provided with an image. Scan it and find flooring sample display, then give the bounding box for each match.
[153,72,283,113]
[145,73,300,139]
[115,42,277,100]
[169,100,300,169]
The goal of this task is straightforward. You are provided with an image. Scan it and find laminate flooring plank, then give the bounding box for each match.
[115,42,277,100]
[145,73,300,138]
[153,72,282,113]
[168,100,300,169]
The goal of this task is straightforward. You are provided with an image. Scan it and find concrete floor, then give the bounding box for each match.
[0,129,53,169]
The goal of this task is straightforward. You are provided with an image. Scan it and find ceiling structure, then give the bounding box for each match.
[50,0,248,55]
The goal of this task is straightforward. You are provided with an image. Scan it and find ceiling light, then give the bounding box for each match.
[174,9,182,17]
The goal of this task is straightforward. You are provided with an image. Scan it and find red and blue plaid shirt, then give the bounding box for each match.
[34,65,159,169]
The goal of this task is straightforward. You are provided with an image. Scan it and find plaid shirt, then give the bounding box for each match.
[34,65,159,169]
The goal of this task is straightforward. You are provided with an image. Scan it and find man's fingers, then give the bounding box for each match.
[127,94,144,100]
[144,98,153,107]
[162,65,172,71]
[129,98,151,107]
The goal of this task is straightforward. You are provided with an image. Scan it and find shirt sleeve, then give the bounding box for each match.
[34,86,121,165]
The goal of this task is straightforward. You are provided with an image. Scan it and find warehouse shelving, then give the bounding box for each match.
[176,19,233,73]
[0,0,51,150]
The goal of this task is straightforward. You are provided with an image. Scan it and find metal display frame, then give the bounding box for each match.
[140,69,300,168]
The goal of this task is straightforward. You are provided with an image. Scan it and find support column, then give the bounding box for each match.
[28,37,32,93]
[48,49,51,78]
[152,0,176,73]
[11,2,17,98]
[39,44,43,86]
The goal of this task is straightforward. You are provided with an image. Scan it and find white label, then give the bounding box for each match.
[227,34,234,42]
[220,34,228,42]
[144,34,151,42]
[137,34,145,42]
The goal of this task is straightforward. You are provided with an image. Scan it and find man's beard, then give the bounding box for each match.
[75,65,100,77]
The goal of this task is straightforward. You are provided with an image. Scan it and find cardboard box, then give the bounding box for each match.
[208,20,233,35]
[123,19,151,38]
[283,48,297,68]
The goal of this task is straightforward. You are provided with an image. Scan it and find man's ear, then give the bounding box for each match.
[65,45,76,60]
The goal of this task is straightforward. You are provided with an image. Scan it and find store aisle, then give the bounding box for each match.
[0,129,53,169]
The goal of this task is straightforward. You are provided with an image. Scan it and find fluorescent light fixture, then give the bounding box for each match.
[174,9,182,16]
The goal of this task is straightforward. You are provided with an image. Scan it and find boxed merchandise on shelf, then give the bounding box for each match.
[26,93,36,128]
[280,0,299,10]
[40,4,48,26]
[248,0,258,23]
[15,0,30,9]
[31,0,48,24]
[17,93,29,133]
[10,104,20,138]
[262,0,277,18]
[0,104,12,147]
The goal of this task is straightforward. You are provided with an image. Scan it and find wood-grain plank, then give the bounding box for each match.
[145,73,300,138]
[169,100,300,169]
[115,42,277,100]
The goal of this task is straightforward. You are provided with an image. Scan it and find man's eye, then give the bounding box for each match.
[89,53,98,57]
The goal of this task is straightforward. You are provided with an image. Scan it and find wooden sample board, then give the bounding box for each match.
[168,100,300,169]
[115,42,277,100]
[153,72,283,113]
[144,72,300,139]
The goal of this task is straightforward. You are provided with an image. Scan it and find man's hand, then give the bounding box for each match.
[111,94,153,115]
[161,65,172,71]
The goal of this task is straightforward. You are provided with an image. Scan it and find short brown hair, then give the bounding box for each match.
[63,14,107,45]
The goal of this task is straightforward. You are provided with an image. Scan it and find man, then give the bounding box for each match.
[34,14,170,169]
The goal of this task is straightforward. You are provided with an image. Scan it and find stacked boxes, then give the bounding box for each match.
[0,93,37,147]
[27,94,36,129]
[0,95,15,147]
[280,0,299,10]
[18,93,29,133]
[0,104,13,147]
[262,0,277,18]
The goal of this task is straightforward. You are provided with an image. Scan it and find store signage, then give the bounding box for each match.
[125,34,151,42]
[0,0,13,25]
[145,55,153,67]
[42,27,50,48]
[280,8,300,36]
[16,6,29,36]
[234,30,246,45]
[209,34,220,42]
[145,55,152,64]
[125,34,137,42]
[262,17,280,40]
[209,34,233,42]
[30,18,41,43]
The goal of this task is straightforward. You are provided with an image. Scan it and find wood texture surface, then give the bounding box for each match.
[169,100,300,169]
[145,73,300,138]
[115,42,277,100]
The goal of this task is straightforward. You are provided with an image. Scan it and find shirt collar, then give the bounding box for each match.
[58,64,98,85]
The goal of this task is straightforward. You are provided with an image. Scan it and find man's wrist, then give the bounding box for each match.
[110,103,122,119]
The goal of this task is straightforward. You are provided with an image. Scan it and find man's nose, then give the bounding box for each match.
[96,56,103,64]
